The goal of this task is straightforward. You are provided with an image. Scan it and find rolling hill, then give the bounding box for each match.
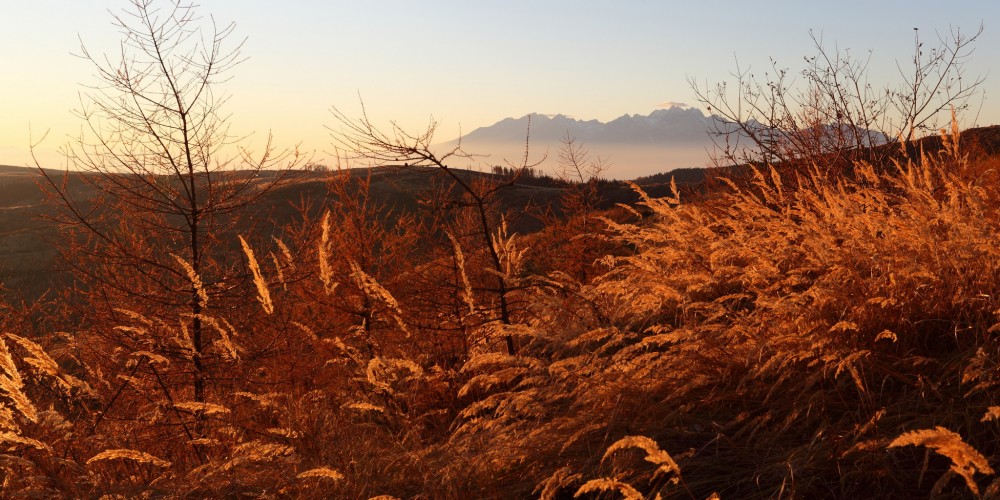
[0,165,618,300]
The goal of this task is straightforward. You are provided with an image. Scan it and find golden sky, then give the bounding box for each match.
[2,1,997,172]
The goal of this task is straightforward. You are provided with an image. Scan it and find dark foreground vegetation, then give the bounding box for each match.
[4,1,1000,498]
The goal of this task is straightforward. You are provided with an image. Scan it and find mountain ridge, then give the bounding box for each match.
[453,106,716,146]
[437,106,717,179]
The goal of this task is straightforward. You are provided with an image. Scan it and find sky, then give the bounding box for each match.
[2,1,999,171]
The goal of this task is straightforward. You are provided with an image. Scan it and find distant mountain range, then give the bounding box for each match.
[438,106,720,179]
[461,106,715,145]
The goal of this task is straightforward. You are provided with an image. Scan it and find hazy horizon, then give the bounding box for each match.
[3,1,999,177]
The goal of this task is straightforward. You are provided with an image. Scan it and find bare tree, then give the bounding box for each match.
[328,104,540,355]
[35,0,298,420]
[545,134,608,284]
[691,26,984,172]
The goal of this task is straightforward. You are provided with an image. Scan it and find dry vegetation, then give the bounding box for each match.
[5,1,1000,498]
[7,118,1000,498]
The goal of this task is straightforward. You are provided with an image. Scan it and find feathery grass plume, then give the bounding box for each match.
[130,351,170,366]
[603,435,681,481]
[0,431,50,452]
[173,402,231,416]
[234,391,282,411]
[536,467,583,500]
[293,321,362,364]
[457,351,543,399]
[296,467,344,481]
[172,253,209,308]
[446,230,476,315]
[188,438,221,447]
[112,324,149,339]
[266,427,301,439]
[239,235,274,314]
[940,106,961,158]
[0,336,37,426]
[5,333,92,398]
[365,357,423,395]
[318,211,338,295]
[269,252,286,289]
[349,260,410,336]
[983,407,1000,422]
[273,236,295,271]
[344,402,386,414]
[190,314,240,360]
[86,449,171,468]
[460,352,524,373]
[574,478,643,499]
[113,308,154,327]
[233,441,296,460]
[875,329,897,343]
[173,321,196,359]
[491,217,529,277]
[890,427,993,495]
[291,321,319,341]
[221,440,296,471]
[319,336,364,366]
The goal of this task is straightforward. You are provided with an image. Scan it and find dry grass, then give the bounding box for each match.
[5,123,1000,498]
